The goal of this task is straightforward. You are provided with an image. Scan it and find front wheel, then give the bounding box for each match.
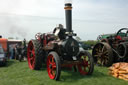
[47,52,61,80]
[77,51,94,75]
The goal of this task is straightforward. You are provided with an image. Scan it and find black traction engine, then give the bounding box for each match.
[27,1,94,80]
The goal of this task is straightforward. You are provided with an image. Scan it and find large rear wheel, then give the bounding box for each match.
[77,51,94,75]
[47,52,61,80]
[27,40,44,70]
[92,42,113,66]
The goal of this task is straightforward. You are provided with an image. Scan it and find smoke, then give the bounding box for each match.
[0,15,27,39]
[9,25,28,38]
[1,15,29,39]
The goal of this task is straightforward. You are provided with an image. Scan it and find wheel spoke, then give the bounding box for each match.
[48,59,52,64]
[51,57,56,68]
[29,50,32,53]
[104,56,109,60]
[96,48,99,51]
[51,70,55,76]
[99,45,102,52]
[98,57,102,65]
[30,57,33,61]
[102,46,105,52]
[104,58,108,64]
[49,69,52,74]
[52,57,54,62]
[101,56,108,65]
[52,63,56,69]
[84,66,86,71]
[81,56,88,66]
[85,61,88,66]
[32,49,35,55]
[100,58,104,65]
[103,50,108,55]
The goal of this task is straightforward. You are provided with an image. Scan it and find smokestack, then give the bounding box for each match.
[0,35,2,38]
[64,0,72,33]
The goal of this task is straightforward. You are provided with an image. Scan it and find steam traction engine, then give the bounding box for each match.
[27,0,94,80]
[92,28,128,66]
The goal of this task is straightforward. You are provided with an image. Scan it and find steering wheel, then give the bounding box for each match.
[116,28,128,40]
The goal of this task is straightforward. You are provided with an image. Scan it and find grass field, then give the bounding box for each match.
[0,60,127,85]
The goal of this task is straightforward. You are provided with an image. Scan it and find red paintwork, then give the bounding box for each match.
[116,35,122,40]
[47,54,56,79]
[43,35,47,46]
[27,41,35,70]
[77,55,90,75]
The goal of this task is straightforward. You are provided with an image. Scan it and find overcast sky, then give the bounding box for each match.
[0,0,128,40]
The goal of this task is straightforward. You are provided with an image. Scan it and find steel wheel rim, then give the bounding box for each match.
[47,54,56,79]
[78,55,91,75]
[27,41,35,69]
[94,43,109,65]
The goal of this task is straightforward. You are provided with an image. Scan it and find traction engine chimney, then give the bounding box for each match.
[64,0,72,34]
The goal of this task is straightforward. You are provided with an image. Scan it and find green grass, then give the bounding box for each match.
[0,60,127,85]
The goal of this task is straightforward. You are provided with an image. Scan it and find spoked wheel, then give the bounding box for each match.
[47,52,61,80]
[27,40,43,70]
[92,42,113,66]
[77,51,94,75]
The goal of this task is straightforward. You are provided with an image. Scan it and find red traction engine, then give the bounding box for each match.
[27,1,94,80]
